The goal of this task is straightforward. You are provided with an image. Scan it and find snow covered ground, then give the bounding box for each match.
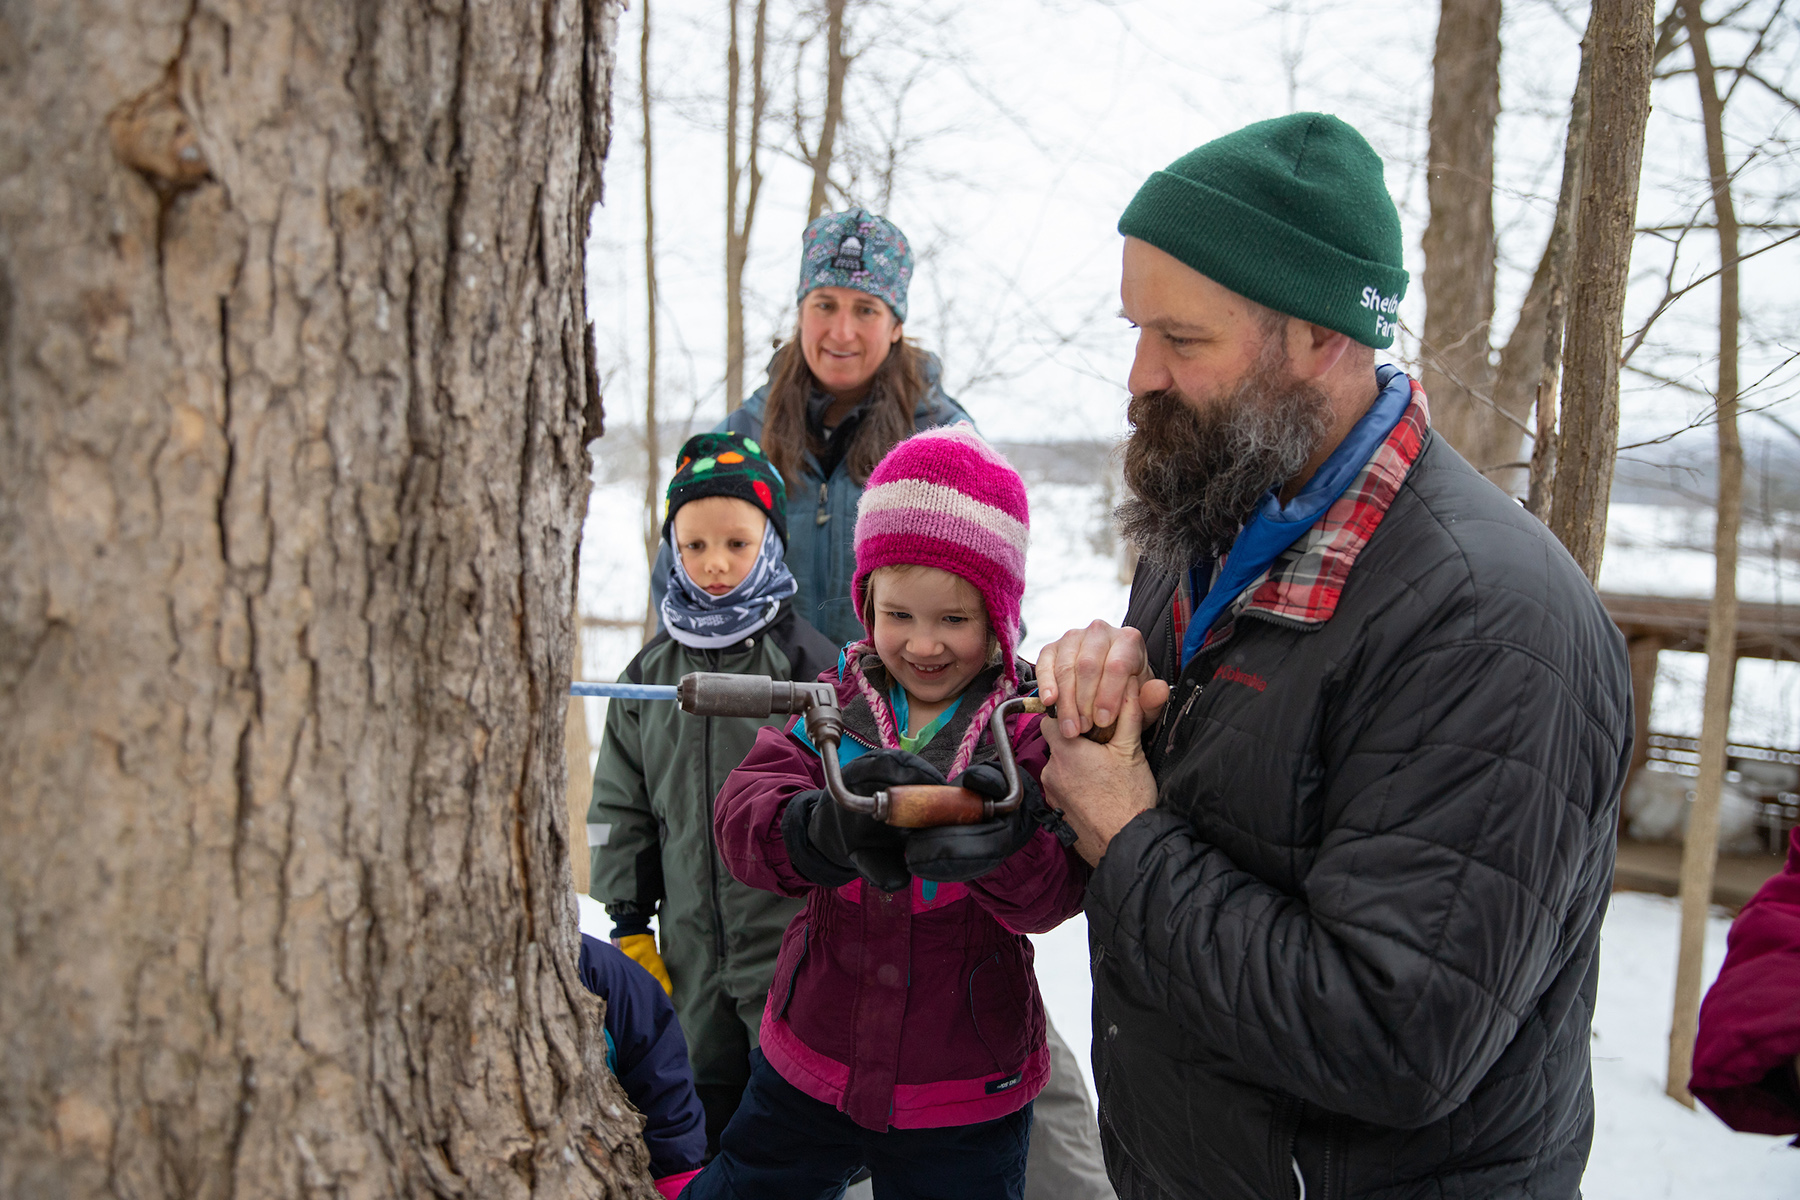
[1582,894,1798,1197]
[576,462,1800,1196]
[577,892,1799,1198]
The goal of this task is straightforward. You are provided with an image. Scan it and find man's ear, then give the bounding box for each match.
[1286,321,1352,382]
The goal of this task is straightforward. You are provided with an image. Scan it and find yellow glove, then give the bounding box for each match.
[615,933,673,996]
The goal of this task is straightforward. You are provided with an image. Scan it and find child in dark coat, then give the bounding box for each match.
[576,934,707,1197]
[684,427,1088,1200]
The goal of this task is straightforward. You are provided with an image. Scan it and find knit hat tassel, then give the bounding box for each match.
[947,677,1016,779]
[846,642,904,752]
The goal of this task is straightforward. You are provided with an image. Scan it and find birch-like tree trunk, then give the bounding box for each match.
[1546,0,1656,580]
[1667,0,1743,1107]
[1420,0,1503,479]
[0,3,655,1196]
[807,0,850,222]
[724,0,770,411]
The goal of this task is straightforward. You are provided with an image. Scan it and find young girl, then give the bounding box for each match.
[588,432,838,1157]
[689,426,1087,1200]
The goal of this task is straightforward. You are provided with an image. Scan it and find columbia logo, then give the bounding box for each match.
[1211,664,1267,692]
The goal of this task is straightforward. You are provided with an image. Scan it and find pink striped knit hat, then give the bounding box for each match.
[850,425,1030,773]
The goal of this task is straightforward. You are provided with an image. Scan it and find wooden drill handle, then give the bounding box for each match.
[884,785,991,828]
[1018,698,1116,744]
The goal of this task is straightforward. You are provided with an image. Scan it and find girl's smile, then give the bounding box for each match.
[867,566,992,735]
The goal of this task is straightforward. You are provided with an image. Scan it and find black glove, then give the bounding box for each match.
[905,762,1045,883]
[782,750,945,893]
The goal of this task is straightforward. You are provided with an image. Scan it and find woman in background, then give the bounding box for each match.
[654,209,969,649]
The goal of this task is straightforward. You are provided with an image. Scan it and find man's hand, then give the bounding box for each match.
[1036,620,1171,740]
[1040,680,1158,866]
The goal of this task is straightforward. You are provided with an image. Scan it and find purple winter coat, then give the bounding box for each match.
[713,657,1088,1132]
[1693,824,1800,1133]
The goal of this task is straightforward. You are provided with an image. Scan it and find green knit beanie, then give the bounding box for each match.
[1119,113,1408,348]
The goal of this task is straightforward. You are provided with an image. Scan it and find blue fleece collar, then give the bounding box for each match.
[1180,364,1412,668]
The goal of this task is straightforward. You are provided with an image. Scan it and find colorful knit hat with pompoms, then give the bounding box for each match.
[849,425,1030,775]
[663,431,788,548]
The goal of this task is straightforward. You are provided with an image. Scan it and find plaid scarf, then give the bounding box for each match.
[1173,372,1430,657]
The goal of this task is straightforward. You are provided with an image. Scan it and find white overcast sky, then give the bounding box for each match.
[585,0,1798,451]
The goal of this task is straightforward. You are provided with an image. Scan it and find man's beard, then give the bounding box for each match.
[1116,349,1333,568]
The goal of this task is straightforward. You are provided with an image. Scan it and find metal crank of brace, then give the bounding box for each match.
[572,672,1114,827]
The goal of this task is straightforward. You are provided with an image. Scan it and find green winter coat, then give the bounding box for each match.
[587,602,837,1089]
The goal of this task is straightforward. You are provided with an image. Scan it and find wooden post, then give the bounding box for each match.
[1621,633,1664,835]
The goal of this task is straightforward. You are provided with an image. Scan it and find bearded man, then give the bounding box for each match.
[1035,114,1632,1199]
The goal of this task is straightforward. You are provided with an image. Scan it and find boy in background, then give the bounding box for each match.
[588,432,837,1155]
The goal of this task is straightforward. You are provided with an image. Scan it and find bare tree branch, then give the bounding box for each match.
[1622,229,1800,365]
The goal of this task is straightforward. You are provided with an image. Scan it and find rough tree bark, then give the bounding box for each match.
[1546,0,1656,581]
[807,0,850,223]
[723,0,770,411]
[0,2,655,1196]
[1667,0,1743,1107]
[1420,0,1504,479]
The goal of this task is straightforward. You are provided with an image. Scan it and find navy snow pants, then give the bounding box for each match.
[679,1049,1032,1200]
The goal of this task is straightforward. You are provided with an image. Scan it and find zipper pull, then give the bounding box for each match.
[816,482,830,525]
[1164,681,1201,756]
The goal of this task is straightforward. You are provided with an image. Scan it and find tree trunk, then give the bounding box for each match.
[723,0,770,412]
[0,3,654,1196]
[1545,0,1656,581]
[1420,0,1503,480]
[1521,48,1593,519]
[641,0,663,634]
[808,0,850,222]
[1667,0,1743,1108]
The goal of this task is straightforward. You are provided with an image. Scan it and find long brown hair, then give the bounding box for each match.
[759,334,929,489]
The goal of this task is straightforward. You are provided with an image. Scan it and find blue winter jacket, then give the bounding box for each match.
[652,350,973,648]
[576,934,708,1179]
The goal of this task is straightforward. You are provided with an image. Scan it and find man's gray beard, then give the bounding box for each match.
[1116,358,1334,569]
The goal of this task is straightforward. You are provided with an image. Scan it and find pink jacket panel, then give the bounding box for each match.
[1692,825,1800,1134]
[714,673,1087,1131]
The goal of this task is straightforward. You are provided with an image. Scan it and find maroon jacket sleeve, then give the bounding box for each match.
[965,712,1091,935]
[1692,826,1800,1134]
[714,719,827,899]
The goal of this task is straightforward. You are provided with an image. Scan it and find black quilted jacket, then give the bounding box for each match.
[1089,432,1631,1200]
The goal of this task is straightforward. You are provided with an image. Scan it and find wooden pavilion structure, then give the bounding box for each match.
[1603,593,1800,904]
[1604,592,1800,784]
